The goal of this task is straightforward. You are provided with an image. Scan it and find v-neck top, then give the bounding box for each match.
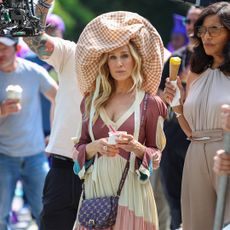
[184,68,230,131]
[74,92,167,173]
[99,92,145,130]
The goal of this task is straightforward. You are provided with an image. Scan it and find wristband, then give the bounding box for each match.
[38,0,52,9]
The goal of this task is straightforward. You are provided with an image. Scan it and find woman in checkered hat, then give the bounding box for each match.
[73,11,167,230]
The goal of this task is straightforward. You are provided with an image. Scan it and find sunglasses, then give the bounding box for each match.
[197,25,225,37]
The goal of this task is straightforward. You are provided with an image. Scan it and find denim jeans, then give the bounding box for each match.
[0,152,49,230]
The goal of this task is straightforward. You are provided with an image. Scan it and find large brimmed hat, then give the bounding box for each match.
[75,11,164,95]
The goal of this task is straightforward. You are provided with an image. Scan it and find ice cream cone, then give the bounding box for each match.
[169,57,181,81]
[6,85,23,100]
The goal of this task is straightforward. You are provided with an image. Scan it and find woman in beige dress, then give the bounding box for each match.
[163,2,230,230]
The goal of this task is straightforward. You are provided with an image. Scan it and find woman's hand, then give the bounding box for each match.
[163,77,185,106]
[116,133,162,168]
[115,133,164,169]
[163,78,176,104]
[152,151,161,170]
[95,138,119,157]
[116,134,146,159]
[213,150,230,175]
[85,138,119,159]
[220,104,230,131]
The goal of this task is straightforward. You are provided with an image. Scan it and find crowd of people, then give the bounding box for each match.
[0,0,229,230]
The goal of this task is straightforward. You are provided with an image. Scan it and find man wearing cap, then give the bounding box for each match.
[0,36,58,229]
[23,1,83,229]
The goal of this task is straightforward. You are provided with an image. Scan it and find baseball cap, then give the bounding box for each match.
[0,36,19,46]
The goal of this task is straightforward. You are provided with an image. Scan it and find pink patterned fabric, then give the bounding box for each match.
[75,11,164,95]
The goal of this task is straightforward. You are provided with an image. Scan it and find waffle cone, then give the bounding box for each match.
[169,57,181,81]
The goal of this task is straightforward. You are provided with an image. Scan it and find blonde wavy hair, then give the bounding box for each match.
[85,42,143,119]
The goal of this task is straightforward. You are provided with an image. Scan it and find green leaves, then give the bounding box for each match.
[53,0,190,44]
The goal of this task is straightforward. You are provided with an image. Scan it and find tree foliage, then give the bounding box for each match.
[53,0,190,46]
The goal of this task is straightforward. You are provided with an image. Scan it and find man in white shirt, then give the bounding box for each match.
[22,0,83,229]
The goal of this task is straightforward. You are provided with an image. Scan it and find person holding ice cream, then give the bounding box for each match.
[72,11,167,230]
[163,2,230,229]
[0,35,58,229]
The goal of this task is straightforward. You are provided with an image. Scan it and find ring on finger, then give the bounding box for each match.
[103,145,108,151]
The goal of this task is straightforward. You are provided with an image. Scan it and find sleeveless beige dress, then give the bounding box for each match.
[182,68,230,230]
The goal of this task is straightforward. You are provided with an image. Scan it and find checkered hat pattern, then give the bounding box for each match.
[75,11,164,95]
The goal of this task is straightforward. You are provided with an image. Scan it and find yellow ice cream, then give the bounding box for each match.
[169,57,182,80]
[170,57,181,65]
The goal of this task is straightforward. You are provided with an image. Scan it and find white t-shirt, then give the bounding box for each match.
[45,38,82,159]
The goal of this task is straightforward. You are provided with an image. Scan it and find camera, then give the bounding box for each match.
[0,0,42,36]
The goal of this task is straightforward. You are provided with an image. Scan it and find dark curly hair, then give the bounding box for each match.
[190,1,230,74]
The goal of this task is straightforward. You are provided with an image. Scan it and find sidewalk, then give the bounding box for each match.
[10,208,38,230]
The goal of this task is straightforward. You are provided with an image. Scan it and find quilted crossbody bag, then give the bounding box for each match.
[78,156,130,229]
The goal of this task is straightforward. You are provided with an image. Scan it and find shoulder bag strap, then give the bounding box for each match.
[117,155,130,196]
